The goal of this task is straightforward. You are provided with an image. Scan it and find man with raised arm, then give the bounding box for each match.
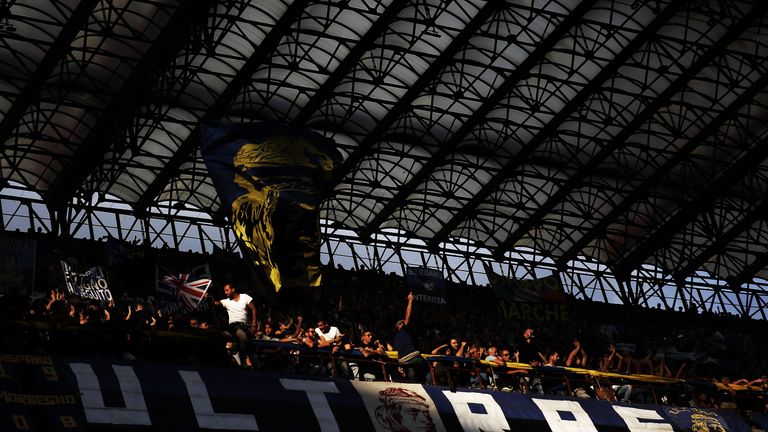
[393,292,427,382]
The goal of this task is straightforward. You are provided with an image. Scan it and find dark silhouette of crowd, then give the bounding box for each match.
[1,253,767,422]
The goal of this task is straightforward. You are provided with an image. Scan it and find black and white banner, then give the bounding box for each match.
[0,356,753,432]
[60,261,113,302]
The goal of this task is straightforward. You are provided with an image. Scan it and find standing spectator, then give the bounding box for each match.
[210,283,257,365]
[565,338,588,368]
[518,327,544,394]
[599,344,623,372]
[124,301,156,353]
[518,327,544,365]
[393,292,427,382]
[125,302,155,329]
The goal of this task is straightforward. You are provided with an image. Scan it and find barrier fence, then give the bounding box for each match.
[2,321,766,431]
[0,353,764,432]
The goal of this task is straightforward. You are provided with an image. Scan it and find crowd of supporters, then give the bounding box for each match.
[1,261,767,418]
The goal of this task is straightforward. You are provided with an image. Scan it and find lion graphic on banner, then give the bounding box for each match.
[667,407,728,432]
[690,413,727,432]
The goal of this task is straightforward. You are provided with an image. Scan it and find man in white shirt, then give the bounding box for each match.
[315,320,353,378]
[315,320,341,347]
[212,283,257,364]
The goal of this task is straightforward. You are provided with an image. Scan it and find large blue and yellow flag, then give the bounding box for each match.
[200,122,342,292]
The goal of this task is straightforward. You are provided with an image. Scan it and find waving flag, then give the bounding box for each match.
[483,263,569,322]
[200,122,342,292]
[406,267,447,305]
[156,271,211,313]
[483,263,566,303]
[61,260,113,302]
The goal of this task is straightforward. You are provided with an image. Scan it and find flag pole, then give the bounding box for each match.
[193,281,212,311]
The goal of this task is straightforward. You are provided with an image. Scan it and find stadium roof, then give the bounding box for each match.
[1,0,768,293]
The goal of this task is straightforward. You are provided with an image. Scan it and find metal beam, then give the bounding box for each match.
[612,127,768,278]
[358,0,599,241]
[46,0,216,204]
[671,168,768,284]
[728,232,768,291]
[132,0,313,213]
[427,1,685,250]
[672,196,768,285]
[556,70,768,269]
[292,0,410,126]
[493,4,762,260]
[332,1,498,189]
[0,0,99,149]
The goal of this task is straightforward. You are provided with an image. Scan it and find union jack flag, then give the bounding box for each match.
[158,273,212,310]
